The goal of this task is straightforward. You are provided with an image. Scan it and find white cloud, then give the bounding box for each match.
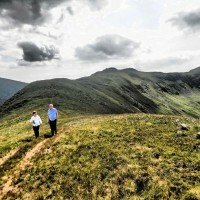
[75,34,140,61]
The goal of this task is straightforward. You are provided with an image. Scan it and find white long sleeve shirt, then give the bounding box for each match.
[30,115,42,127]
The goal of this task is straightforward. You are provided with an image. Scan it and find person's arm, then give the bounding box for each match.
[29,117,33,124]
[30,116,33,123]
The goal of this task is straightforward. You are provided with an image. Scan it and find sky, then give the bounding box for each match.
[0,0,200,82]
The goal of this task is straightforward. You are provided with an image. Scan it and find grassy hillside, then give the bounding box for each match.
[0,67,199,117]
[0,67,199,199]
[0,110,199,199]
[0,78,27,105]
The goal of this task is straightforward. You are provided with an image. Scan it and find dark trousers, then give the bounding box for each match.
[33,126,40,138]
[49,119,57,135]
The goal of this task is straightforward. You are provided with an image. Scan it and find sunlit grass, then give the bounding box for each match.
[1,113,199,199]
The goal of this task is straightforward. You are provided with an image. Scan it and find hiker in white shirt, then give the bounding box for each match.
[30,111,42,138]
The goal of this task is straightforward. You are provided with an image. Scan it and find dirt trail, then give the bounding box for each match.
[18,125,64,171]
[0,139,49,197]
[0,148,19,166]
[0,125,65,198]
[19,139,48,170]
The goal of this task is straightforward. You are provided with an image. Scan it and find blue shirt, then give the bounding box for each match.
[48,108,58,121]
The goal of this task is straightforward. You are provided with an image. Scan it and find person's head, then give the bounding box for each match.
[49,104,54,109]
[33,111,37,116]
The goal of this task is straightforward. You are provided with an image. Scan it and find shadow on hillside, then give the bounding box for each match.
[44,134,54,138]
[21,138,32,143]
[0,141,38,178]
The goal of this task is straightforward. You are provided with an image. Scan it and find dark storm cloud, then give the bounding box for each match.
[75,35,140,61]
[0,0,107,27]
[169,9,200,32]
[0,0,70,26]
[18,42,59,62]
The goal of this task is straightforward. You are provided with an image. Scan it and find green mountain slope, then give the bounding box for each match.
[0,68,199,199]
[0,78,27,105]
[1,67,199,117]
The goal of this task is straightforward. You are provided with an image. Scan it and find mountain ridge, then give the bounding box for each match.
[0,66,199,117]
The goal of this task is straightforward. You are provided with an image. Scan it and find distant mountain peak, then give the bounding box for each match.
[98,67,140,75]
[121,67,138,72]
[102,67,118,73]
[0,78,27,105]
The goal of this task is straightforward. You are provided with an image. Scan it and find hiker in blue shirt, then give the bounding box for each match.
[47,104,58,136]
